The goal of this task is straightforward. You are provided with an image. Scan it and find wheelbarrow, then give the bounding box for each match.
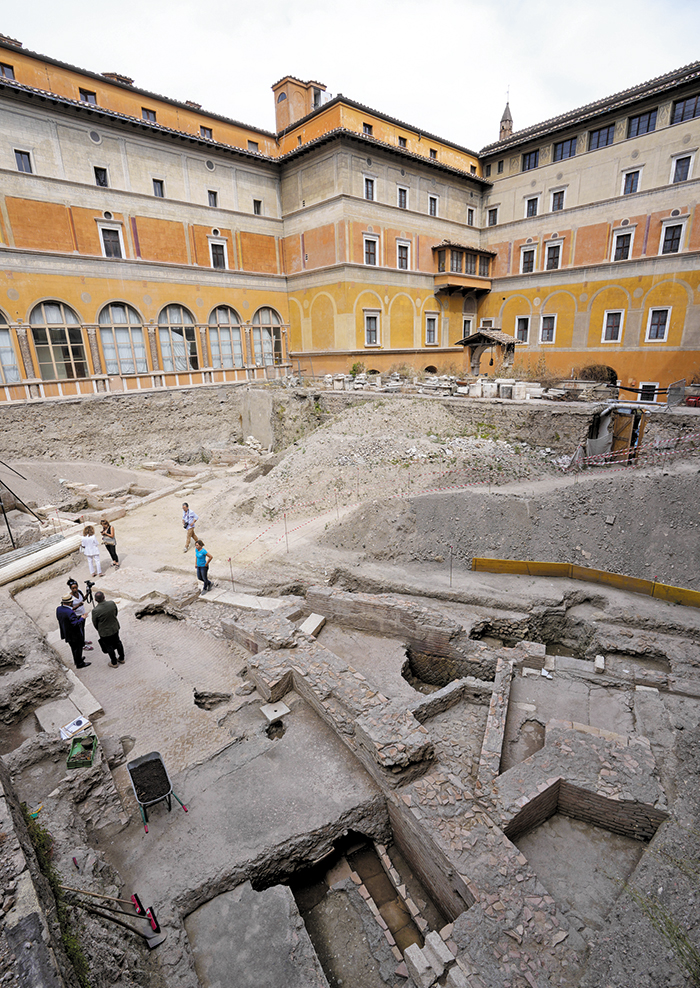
[126,751,187,833]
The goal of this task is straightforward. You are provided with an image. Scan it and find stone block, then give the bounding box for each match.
[446,968,470,988]
[259,701,291,723]
[594,654,605,672]
[300,613,327,637]
[423,930,453,974]
[404,943,435,988]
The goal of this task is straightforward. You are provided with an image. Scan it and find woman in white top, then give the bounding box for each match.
[81,525,103,577]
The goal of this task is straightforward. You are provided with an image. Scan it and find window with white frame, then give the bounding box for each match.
[639,382,658,402]
[622,168,641,195]
[364,236,378,266]
[99,226,124,259]
[521,247,535,273]
[98,303,148,375]
[540,314,556,343]
[158,304,198,371]
[364,176,375,201]
[515,317,529,342]
[14,149,32,173]
[646,307,670,341]
[602,310,624,342]
[429,195,438,216]
[488,207,498,226]
[467,207,474,225]
[425,313,438,346]
[396,241,410,270]
[0,313,20,384]
[364,310,380,347]
[525,196,539,218]
[551,189,565,212]
[208,306,244,368]
[545,242,561,270]
[660,219,685,255]
[252,307,283,365]
[94,166,108,188]
[612,229,633,261]
[397,186,408,209]
[30,302,88,380]
[209,238,228,270]
[462,317,472,337]
[671,153,694,184]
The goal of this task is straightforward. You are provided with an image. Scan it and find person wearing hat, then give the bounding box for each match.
[56,593,91,669]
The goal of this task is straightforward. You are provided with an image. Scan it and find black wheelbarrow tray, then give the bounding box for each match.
[126,751,187,833]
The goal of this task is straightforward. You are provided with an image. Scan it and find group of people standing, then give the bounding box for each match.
[56,502,212,672]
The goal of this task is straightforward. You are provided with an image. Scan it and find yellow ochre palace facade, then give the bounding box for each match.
[0,32,699,402]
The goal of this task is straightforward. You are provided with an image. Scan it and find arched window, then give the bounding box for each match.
[98,303,148,375]
[251,307,283,366]
[208,307,244,368]
[157,305,198,372]
[29,301,87,380]
[0,311,20,384]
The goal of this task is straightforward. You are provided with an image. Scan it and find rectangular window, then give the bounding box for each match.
[467,207,474,225]
[14,150,32,173]
[522,150,539,171]
[247,140,259,152]
[640,383,658,403]
[497,159,504,174]
[516,317,529,342]
[589,124,615,150]
[484,163,492,177]
[614,232,631,261]
[425,315,438,346]
[553,137,577,161]
[465,253,476,274]
[94,166,108,187]
[673,156,691,183]
[397,187,408,209]
[662,224,683,254]
[646,308,669,341]
[0,63,15,80]
[437,250,445,272]
[253,199,262,215]
[488,207,498,226]
[208,190,218,207]
[100,324,148,376]
[365,177,375,201]
[142,108,156,122]
[623,170,639,194]
[429,195,438,216]
[365,312,379,346]
[470,165,476,174]
[546,244,561,270]
[0,327,20,384]
[628,109,657,138]
[398,136,407,148]
[526,197,538,217]
[201,126,213,139]
[462,318,472,336]
[429,148,437,159]
[397,243,409,270]
[363,123,373,136]
[210,242,227,269]
[364,237,377,265]
[540,315,556,343]
[672,95,700,124]
[80,89,97,104]
[153,179,164,197]
[521,248,535,273]
[100,228,122,258]
[551,190,565,212]
[450,250,463,273]
[603,311,623,342]
[479,256,490,277]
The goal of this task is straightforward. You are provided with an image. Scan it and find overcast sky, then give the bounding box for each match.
[3,0,700,151]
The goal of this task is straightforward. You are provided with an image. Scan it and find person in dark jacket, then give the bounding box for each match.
[91,591,125,667]
[56,593,91,669]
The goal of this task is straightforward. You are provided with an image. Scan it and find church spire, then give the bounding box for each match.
[500,102,513,141]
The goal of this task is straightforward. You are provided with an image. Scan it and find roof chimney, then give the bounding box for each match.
[102,72,134,86]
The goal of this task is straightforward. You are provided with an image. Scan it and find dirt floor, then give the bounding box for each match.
[1,395,700,988]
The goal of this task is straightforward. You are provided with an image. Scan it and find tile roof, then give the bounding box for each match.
[481,60,700,154]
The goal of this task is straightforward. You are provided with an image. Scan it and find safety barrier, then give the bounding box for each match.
[471,557,700,609]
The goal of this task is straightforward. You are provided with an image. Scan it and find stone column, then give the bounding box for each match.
[13,323,42,398]
[84,324,108,393]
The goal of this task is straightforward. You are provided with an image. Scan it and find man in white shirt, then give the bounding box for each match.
[182,502,199,552]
